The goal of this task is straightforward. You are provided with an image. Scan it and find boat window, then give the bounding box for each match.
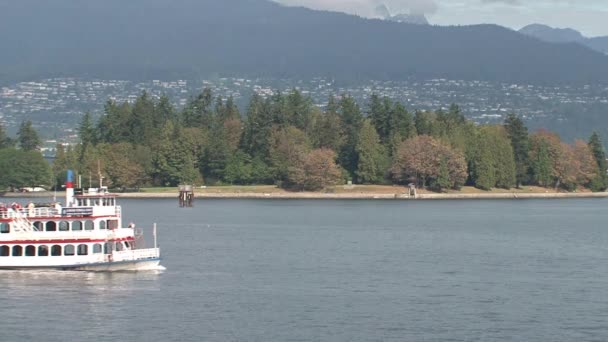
[84,220,94,231]
[64,245,75,256]
[72,221,82,231]
[25,245,36,256]
[46,221,57,231]
[124,241,130,249]
[115,242,123,252]
[38,245,49,256]
[0,222,9,233]
[51,245,62,256]
[59,221,69,231]
[93,244,102,254]
[0,245,9,256]
[107,220,118,230]
[77,244,88,255]
[104,242,113,254]
[12,245,22,257]
[33,221,43,231]
[99,220,106,230]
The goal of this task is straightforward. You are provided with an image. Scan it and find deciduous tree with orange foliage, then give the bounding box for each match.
[391,135,467,190]
[288,148,342,191]
[530,130,599,190]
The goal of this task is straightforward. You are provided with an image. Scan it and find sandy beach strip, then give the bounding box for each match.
[3,190,608,200]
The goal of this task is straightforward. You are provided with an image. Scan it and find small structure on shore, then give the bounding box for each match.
[178,185,194,207]
[408,183,417,198]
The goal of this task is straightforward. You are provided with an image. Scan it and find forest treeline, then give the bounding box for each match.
[1,89,607,193]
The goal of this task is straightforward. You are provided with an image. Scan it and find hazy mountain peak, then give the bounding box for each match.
[374,2,429,25]
[375,4,391,18]
[520,23,608,55]
[520,24,585,43]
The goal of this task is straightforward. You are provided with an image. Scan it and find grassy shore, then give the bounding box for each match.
[4,185,608,200]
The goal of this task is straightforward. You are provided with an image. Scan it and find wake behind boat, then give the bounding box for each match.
[0,170,161,271]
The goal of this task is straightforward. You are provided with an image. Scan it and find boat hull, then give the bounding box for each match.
[0,258,162,271]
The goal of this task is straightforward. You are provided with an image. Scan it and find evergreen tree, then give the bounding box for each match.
[152,122,204,186]
[285,89,313,131]
[0,148,52,190]
[588,132,607,191]
[156,95,177,124]
[414,110,436,136]
[468,126,516,190]
[368,94,390,143]
[531,140,552,187]
[390,102,415,141]
[474,148,496,190]
[129,91,156,145]
[436,104,465,137]
[312,96,344,151]
[493,132,517,189]
[0,124,13,149]
[182,88,214,128]
[17,120,41,151]
[218,96,240,122]
[97,100,133,143]
[224,151,252,185]
[78,112,96,166]
[433,158,451,192]
[250,157,272,184]
[79,112,96,147]
[263,91,283,127]
[203,123,232,183]
[356,119,388,183]
[504,113,530,187]
[242,94,273,161]
[337,95,363,179]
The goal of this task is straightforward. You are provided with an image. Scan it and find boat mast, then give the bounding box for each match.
[153,223,158,249]
[98,160,103,188]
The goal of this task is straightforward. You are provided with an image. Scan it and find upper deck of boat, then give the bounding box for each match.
[0,187,121,221]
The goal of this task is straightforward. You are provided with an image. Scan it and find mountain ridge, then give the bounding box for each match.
[519,24,608,55]
[0,0,607,85]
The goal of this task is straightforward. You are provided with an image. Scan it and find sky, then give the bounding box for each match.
[273,0,608,37]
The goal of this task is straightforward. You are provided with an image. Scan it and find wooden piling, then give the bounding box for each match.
[178,185,194,207]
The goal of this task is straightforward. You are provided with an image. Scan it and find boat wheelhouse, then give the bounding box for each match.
[0,171,160,271]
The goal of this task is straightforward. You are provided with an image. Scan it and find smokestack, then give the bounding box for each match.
[66,169,74,207]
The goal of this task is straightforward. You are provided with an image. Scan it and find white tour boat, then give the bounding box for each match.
[0,170,161,271]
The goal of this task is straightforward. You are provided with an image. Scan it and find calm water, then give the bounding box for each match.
[1,198,608,341]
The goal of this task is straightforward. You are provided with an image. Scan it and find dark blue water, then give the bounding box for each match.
[2,198,608,341]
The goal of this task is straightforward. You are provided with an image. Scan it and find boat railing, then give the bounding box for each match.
[0,206,121,219]
[0,207,60,219]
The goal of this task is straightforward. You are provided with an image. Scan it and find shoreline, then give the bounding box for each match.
[3,190,608,200]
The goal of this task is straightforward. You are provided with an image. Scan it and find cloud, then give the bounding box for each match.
[273,0,439,16]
